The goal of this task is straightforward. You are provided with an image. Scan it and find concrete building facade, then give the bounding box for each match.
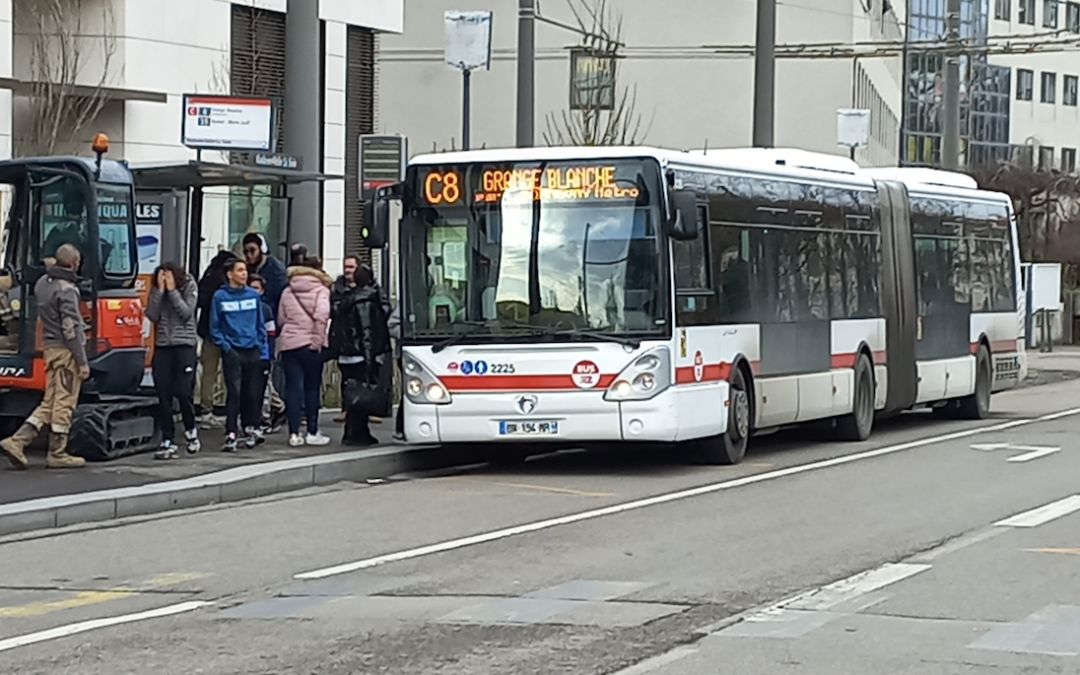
[0,0,404,275]
[376,0,906,167]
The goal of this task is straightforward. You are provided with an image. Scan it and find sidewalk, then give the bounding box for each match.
[0,412,395,506]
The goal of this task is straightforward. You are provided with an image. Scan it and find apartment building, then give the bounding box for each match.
[0,0,404,274]
[376,0,906,166]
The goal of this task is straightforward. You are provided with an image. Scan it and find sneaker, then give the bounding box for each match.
[185,429,201,455]
[288,433,305,447]
[199,413,223,430]
[305,432,331,447]
[392,432,406,442]
[243,427,265,449]
[154,441,179,460]
[222,433,238,453]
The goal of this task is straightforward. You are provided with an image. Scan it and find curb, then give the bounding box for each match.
[0,444,482,537]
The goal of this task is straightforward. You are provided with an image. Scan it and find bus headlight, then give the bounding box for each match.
[604,347,671,401]
[402,355,453,405]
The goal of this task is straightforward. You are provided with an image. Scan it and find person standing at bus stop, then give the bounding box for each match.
[0,244,89,469]
[209,259,268,452]
[146,262,201,459]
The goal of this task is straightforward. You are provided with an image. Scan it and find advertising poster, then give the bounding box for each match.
[136,204,163,387]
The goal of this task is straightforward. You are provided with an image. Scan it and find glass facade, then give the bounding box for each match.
[902,0,1011,167]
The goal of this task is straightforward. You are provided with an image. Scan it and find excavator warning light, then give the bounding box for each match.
[91,133,110,154]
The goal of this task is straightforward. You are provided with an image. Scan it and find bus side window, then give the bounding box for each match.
[673,203,717,326]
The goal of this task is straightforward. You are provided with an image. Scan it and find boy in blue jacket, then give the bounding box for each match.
[209,259,268,451]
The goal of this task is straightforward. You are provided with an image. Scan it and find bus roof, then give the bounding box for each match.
[864,167,1011,204]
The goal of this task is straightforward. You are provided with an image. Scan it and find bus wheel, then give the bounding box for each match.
[957,345,992,420]
[701,366,751,465]
[835,354,874,441]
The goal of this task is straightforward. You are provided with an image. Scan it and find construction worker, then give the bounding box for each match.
[0,244,89,469]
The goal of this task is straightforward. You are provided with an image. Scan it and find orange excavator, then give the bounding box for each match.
[0,135,158,460]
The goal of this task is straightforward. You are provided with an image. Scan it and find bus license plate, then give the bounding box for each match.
[499,420,559,436]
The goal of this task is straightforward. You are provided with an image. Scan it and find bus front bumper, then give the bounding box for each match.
[403,384,729,445]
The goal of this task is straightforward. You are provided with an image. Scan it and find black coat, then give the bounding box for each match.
[330,284,392,365]
[196,250,235,339]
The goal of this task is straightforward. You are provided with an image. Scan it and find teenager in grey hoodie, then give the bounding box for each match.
[146,262,200,459]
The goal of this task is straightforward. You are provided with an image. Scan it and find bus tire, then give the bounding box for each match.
[957,344,992,420]
[701,366,751,465]
[835,354,874,441]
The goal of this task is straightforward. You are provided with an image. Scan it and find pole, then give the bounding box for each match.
[942,0,961,170]
[463,68,472,150]
[516,0,536,148]
[284,0,322,254]
[752,0,776,148]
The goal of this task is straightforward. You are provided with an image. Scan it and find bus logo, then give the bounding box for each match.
[572,360,600,389]
[516,395,538,415]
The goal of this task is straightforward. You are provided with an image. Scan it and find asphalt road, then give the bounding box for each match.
[1,378,1079,674]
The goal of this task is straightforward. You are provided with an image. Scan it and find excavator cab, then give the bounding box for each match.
[0,138,156,459]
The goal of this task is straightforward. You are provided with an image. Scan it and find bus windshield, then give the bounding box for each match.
[400,159,667,341]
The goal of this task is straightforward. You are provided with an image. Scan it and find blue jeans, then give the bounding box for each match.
[281,347,324,435]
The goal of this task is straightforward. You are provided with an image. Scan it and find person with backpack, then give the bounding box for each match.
[277,255,332,447]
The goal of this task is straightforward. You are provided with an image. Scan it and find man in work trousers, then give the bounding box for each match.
[0,244,89,469]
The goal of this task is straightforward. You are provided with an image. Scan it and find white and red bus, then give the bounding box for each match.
[363,146,1025,464]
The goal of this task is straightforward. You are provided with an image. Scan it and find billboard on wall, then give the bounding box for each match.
[181,94,274,151]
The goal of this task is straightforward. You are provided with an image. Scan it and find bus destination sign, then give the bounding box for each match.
[419,165,641,206]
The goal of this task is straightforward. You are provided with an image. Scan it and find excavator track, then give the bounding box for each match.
[68,396,160,462]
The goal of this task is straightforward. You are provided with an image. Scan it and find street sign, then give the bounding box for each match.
[570,48,616,111]
[181,94,274,151]
[445,10,493,71]
[971,443,1061,462]
[359,135,407,201]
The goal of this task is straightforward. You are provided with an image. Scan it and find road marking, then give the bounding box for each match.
[1007,446,1061,462]
[0,572,208,618]
[971,442,1061,462]
[0,601,211,652]
[782,563,931,612]
[1026,547,1080,555]
[293,407,1080,580]
[469,479,615,497]
[995,495,1080,528]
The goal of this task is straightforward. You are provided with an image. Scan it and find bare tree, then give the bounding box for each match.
[970,161,1080,285]
[542,0,651,147]
[15,0,118,156]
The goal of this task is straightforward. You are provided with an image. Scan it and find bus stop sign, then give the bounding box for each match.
[359,135,407,201]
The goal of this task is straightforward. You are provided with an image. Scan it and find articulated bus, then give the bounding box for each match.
[364,146,1025,464]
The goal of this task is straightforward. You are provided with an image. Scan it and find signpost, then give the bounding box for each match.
[570,48,616,111]
[181,94,275,152]
[837,108,870,160]
[445,11,493,150]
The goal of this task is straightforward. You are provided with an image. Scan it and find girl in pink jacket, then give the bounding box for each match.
[277,256,332,446]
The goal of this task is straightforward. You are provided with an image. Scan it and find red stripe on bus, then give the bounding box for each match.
[830,350,887,368]
[971,339,1018,354]
[674,363,726,384]
[441,374,617,391]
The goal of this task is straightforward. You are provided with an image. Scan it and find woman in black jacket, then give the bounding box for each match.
[330,266,391,446]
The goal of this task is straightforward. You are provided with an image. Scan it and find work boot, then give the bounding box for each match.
[46,433,85,469]
[0,423,36,470]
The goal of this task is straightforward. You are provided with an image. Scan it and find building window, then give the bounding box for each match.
[1045,0,1060,25]
[1042,72,1057,102]
[1017,69,1034,99]
[995,0,1011,18]
[1068,1,1080,29]
[1039,146,1056,170]
[344,27,377,263]
[1062,148,1077,172]
[1019,0,1036,22]
[1065,75,1079,105]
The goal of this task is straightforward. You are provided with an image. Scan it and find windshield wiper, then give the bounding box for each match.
[431,324,488,353]
[547,327,641,349]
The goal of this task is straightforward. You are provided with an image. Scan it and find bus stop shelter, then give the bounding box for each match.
[130,160,340,277]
